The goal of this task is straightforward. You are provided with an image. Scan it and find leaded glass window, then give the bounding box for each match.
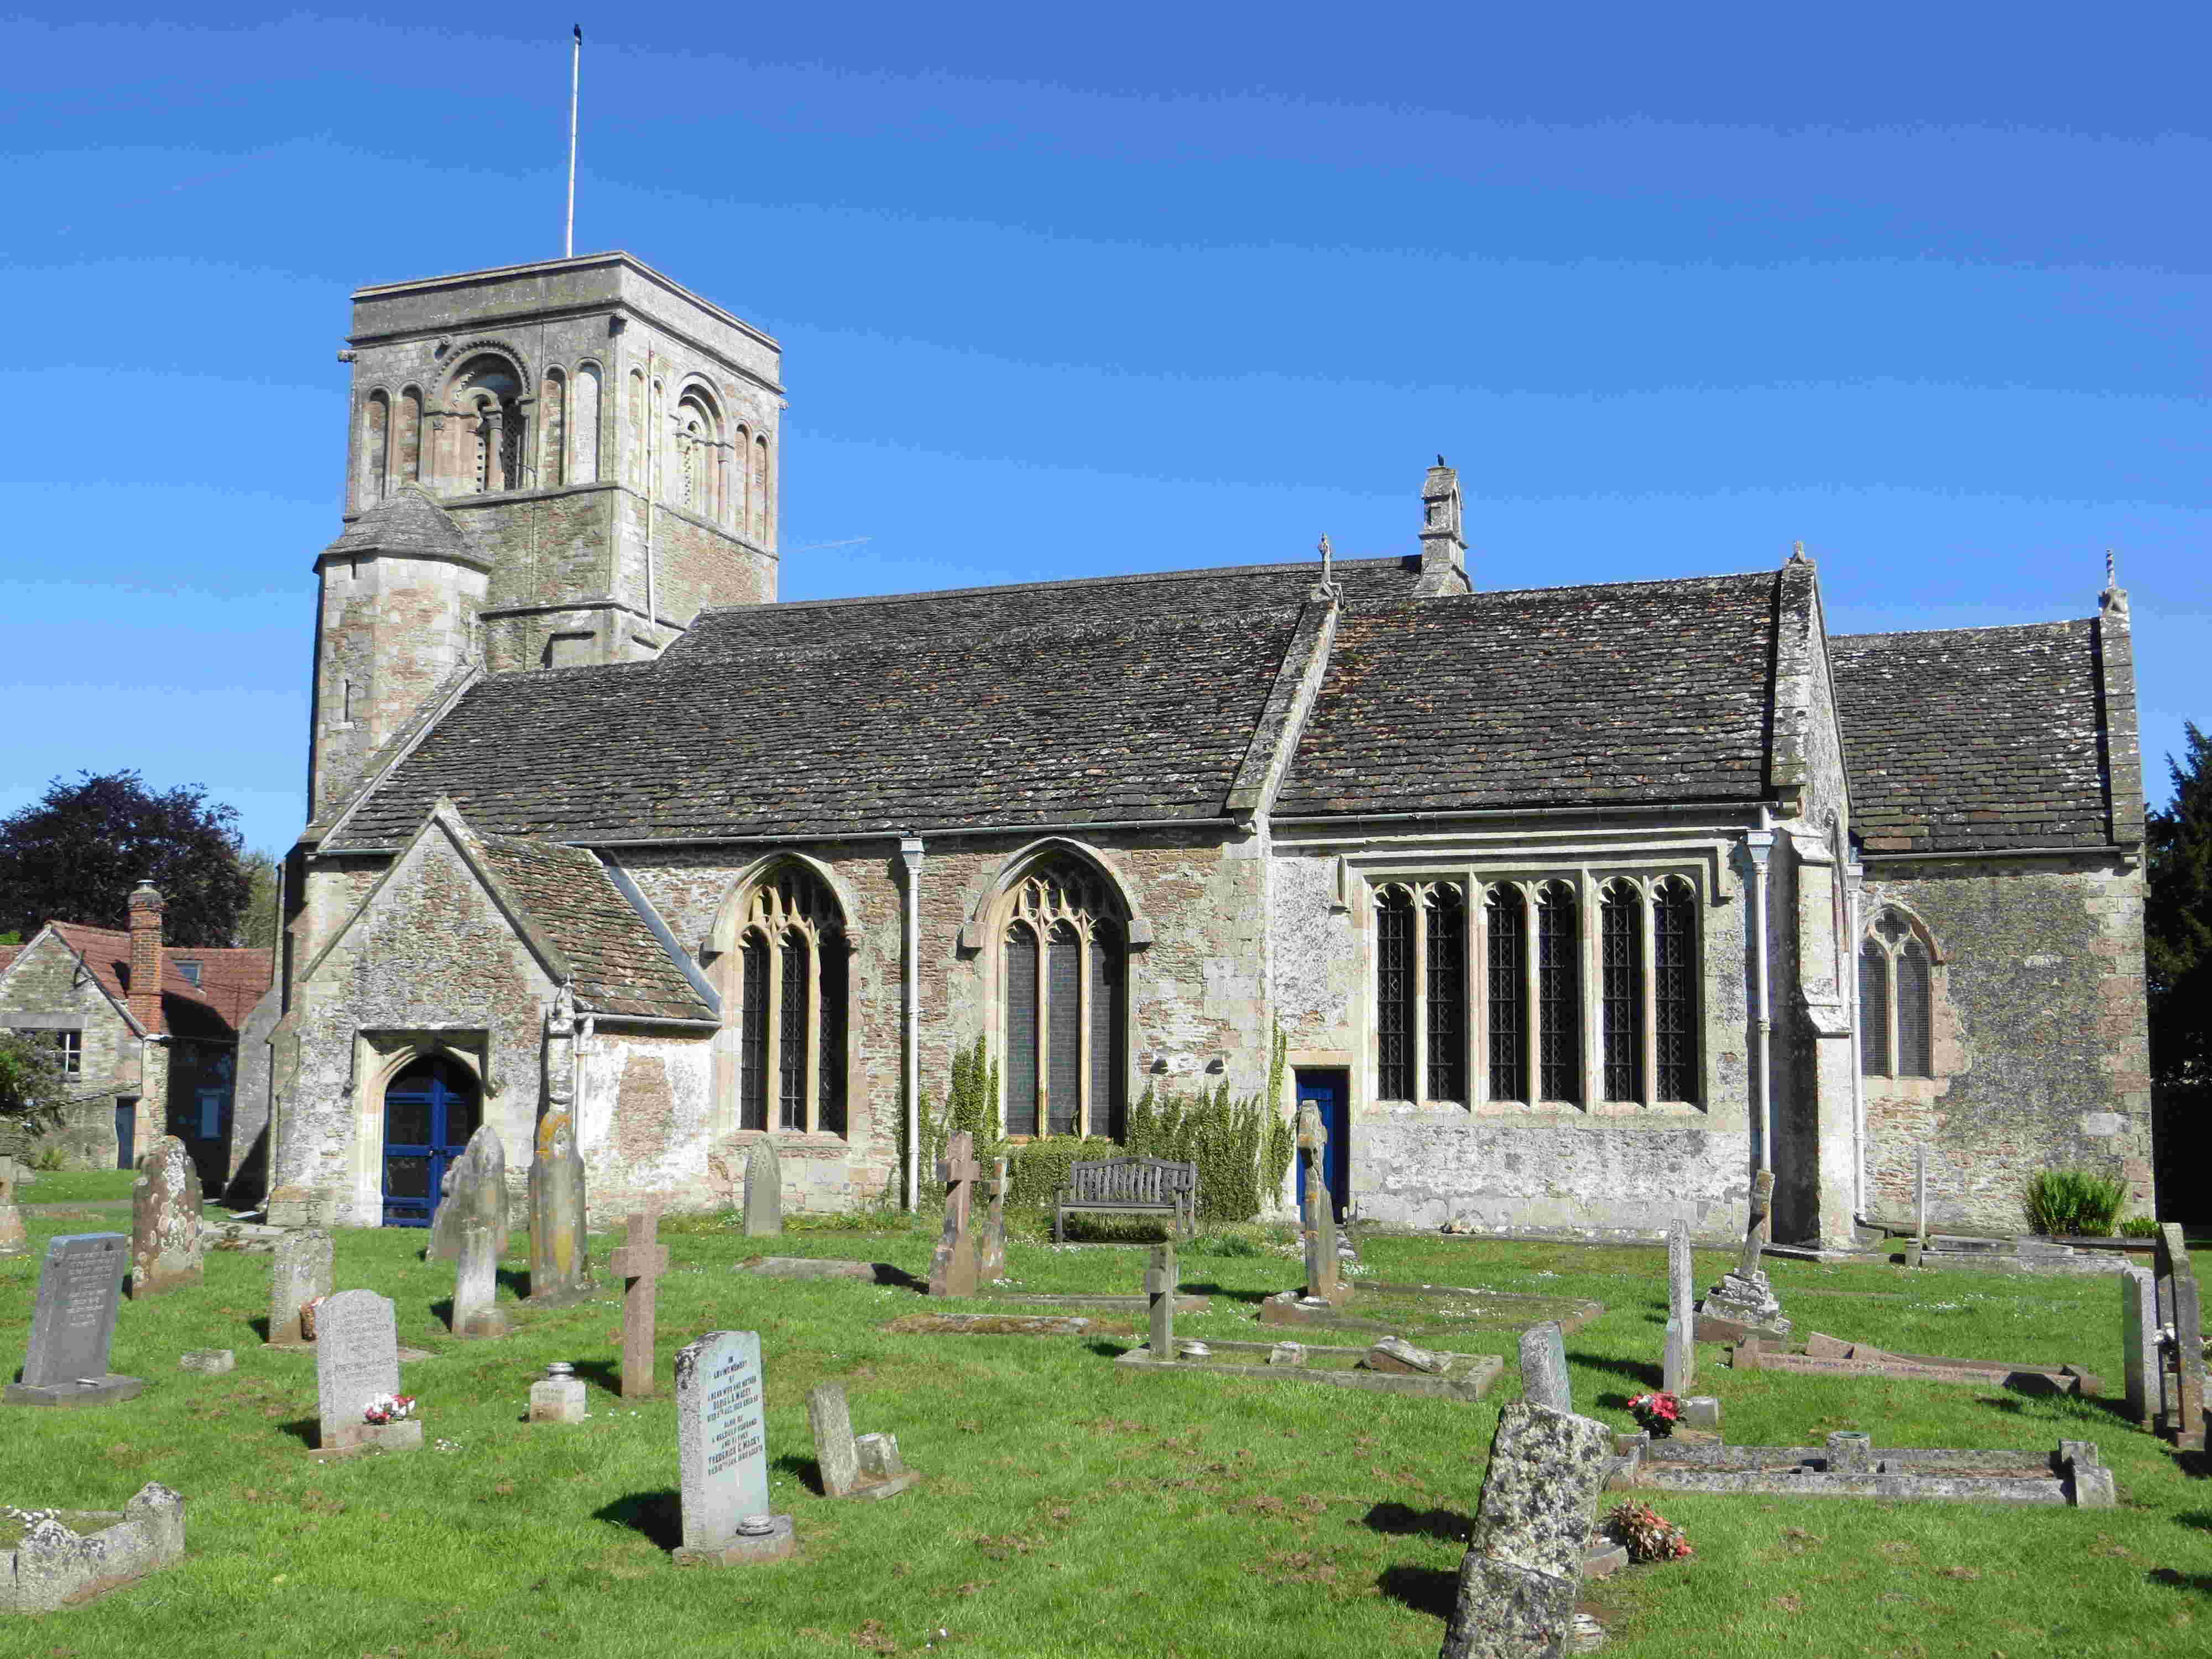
[1376,886,1415,1101]
[1426,886,1466,1104]
[1897,942,1933,1078]
[1537,883,1580,1103]
[1486,887,1525,1102]
[1653,879,1698,1102]
[817,938,848,1139]
[723,862,849,1138]
[1858,943,1890,1075]
[1000,857,1126,1138]
[778,933,807,1131]
[739,935,769,1133]
[1600,882,1642,1101]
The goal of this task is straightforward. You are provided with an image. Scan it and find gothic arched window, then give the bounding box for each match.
[1485,886,1525,1102]
[727,864,848,1138]
[396,387,424,486]
[1652,877,1699,1102]
[1600,880,1644,1102]
[1859,911,1937,1081]
[1000,857,1128,1140]
[1375,886,1416,1101]
[1536,881,1582,1104]
[1425,885,1466,1104]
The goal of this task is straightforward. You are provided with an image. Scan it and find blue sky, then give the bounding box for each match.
[1,5,2205,854]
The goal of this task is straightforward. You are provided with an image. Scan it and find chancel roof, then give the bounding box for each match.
[1276,573,1784,816]
[1828,620,2113,853]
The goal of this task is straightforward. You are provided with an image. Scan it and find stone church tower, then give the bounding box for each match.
[308,253,784,819]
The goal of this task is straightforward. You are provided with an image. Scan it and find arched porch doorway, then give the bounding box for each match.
[380,1055,481,1227]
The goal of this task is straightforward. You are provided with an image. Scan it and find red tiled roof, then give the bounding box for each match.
[44,924,272,1040]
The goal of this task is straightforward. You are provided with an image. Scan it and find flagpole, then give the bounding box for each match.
[565,25,582,258]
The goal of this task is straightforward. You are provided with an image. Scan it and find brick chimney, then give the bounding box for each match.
[1416,456,1469,595]
[127,879,165,1035]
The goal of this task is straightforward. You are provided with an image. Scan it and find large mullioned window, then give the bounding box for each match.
[1374,874,1701,1108]
[1001,857,1127,1141]
[729,864,848,1137]
[1859,911,1934,1079]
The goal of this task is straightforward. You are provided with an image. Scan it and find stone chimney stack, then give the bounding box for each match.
[127,879,165,1035]
[1416,456,1469,595]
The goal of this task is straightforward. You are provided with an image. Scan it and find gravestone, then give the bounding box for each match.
[856,1433,907,1484]
[926,1132,982,1298]
[427,1123,507,1263]
[1146,1242,1178,1357]
[808,1381,917,1500]
[314,1289,421,1454]
[267,1228,333,1346]
[742,1138,783,1237]
[5,1232,140,1406]
[673,1329,794,1562]
[1299,1104,1345,1304]
[527,1108,592,1306]
[977,1156,1010,1281]
[2122,1265,2157,1428]
[451,1216,507,1339]
[1439,1402,1615,1659]
[1664,1219,1694,1395]
[0,1156,28,1256]
[2155,1223,2205,1448]
[1519,1320,1572,1413]
[529,1360,588,1424]
[612,1208,671,1398]
[179,1348,233,1373]
[131,1135,204,1296]
[1915,1145,1929,1244]
[1698,1168,1791,1337]
[530,1360,588,1424]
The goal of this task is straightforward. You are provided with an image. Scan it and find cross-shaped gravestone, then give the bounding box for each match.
[612,1208,671,1399]
[1298,1104,1342,1302]
[1738,1167,1775,1275]
[927,1133,982,1298]
[1147,1242,1178,1358]
[977,1157,1010,1281]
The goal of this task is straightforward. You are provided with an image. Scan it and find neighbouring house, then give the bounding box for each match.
[0,880,273,1196]
[251,250,2153,1246]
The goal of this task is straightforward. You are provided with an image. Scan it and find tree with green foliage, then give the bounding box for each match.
[237,848,283,952]
[2147,722,2212,1218]
[0,770,253,948]
[0,1029,65,1135]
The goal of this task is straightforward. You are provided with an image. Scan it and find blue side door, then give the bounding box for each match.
[381,1057,481,1228]
[1293,1067,1350,1225]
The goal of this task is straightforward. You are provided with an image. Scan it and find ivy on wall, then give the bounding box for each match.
[914,1027,1293,1224]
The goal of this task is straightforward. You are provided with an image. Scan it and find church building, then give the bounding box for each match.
[249,251,2154,1250]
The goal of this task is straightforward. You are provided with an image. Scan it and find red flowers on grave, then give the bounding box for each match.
[1603,1499,1694,1563]
[1626,1390,1682,1438]
[363,1393,416,1425]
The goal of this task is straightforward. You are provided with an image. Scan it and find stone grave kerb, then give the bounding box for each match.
[612,1207,672,1399]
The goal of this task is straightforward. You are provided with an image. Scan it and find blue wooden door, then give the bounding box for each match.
[114,1103,135,1170]
[382,1057,481,1228]
[1293,1068,1350,1225]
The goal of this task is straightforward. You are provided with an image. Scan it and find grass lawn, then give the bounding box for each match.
[3,1208,2207,1657]
[15,1167,137,1205]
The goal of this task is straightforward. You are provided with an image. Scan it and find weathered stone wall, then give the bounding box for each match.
[1861,855,2153,1233]
[278,826,559,1227]
[1267,822,1761,1240]
[0,932,140,1168]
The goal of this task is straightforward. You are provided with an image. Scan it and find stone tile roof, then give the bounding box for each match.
[40,926,271,1040]
[468,833,714,1021]
[1829,620,2110,853]
[324,487,480,563]
[331,584,1326,848]
[661,556,1426,662]
[1276,573,1784,816]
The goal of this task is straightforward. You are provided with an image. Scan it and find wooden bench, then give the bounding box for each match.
[1054,1157,1198,1242]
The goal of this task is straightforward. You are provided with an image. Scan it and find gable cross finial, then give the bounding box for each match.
[2105,546,2117,588]
[1790,539,1808,564]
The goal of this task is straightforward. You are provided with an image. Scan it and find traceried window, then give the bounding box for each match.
[728,865,848,1137]
[1376,873,1702,1109]
[1000,857,1127,1140]
[1859,911,1936,1081]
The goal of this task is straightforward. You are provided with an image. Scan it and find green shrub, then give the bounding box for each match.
[2022,1168,2128,1236]
[2120,1215,2163,1239]
[1184,1229,1268,1258]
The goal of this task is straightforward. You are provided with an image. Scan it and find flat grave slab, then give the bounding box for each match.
[737,1256,909,1284]
[1257,1283,1601,1338]
[984,1291,1210,1314]
[1114,1338,1502,1402]
[1730,1334,2102,1394]
[1615,1430,2114,1507]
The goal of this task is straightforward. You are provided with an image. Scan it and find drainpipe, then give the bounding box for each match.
[1743,826,1776,1191]
[1845,863,1867,1217]
[899,834,924,1210]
